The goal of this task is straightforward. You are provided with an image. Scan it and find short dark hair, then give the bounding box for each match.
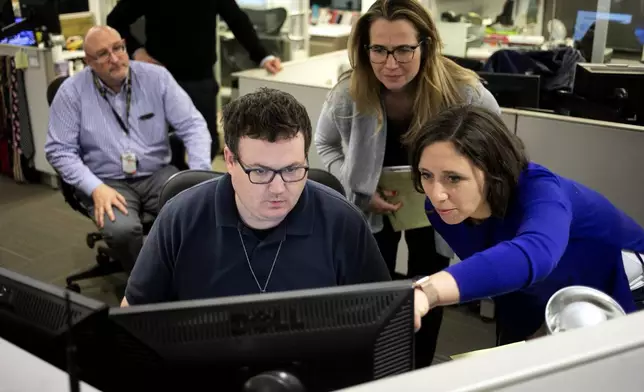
[405,105,529,218]
[222,87,312,158]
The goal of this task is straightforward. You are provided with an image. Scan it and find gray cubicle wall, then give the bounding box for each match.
[515,112,644,226]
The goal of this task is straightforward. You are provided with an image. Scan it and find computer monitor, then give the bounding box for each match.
[571,63,644,126]
[573,10,644,54]
[477,71,541,109]
[0,17,36,45]
[0,0,61,44]
[0,267,108,376]
[99,281,415,392]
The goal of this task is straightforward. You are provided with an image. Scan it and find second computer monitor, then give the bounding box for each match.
[478,71,541,110]
[105,281,416,392]
[0,267,108,373]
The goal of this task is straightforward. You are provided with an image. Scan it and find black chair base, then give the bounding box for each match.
[65,246,124,293]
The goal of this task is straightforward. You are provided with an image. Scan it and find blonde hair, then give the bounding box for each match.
[345,0,479,141]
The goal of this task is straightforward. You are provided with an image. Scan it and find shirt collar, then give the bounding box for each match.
[93,67,131,95]
[215,173,315,237]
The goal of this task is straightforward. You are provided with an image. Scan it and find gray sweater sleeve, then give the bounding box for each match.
[315,97,345,181]
[469,82,502,114]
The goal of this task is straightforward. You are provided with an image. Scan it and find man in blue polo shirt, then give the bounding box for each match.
[122,88,390,305]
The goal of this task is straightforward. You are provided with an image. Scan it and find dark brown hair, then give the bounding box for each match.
[222,87,312,157]
[405,106,529,218]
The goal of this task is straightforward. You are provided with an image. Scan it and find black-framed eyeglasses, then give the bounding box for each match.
[236,158,309,184]
[365,40,425,64]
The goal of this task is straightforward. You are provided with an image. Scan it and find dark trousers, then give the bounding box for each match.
[177,78,220,159]
[77,166,179,272]
[373,218,451,368]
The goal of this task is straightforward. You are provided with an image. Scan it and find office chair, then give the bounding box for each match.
[308,168,345,197]
[158,169,345,212]
[158,170,224,211]
[220,7,288,85]
[47,75,186,293]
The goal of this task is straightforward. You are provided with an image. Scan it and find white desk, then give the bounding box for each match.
[61,50,85,61]
[308,24,352,38]
[0,337,101,392]
[308,24,351,57]
[339,309,644,391]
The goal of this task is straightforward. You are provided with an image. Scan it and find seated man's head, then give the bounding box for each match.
[223,88,312,229]
[83,26,129,89]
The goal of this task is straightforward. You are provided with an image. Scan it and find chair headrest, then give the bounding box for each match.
[158,170,224,211]
[308,168,345,197]
[47,75,69,106]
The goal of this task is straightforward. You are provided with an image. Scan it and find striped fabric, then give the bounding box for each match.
[9,57,24,183]
[45,61,212,196]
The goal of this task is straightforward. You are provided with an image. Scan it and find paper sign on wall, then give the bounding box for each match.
[15,50,28,69]
[28,55,39,68]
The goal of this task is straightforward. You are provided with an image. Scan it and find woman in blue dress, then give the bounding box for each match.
[409,105,644,344]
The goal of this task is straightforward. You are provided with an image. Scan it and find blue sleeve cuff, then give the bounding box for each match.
[78,174,103,197]
[259,55,276,67]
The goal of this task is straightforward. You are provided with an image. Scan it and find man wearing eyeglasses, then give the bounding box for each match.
[121,88,390,306]
[45,26,212,272]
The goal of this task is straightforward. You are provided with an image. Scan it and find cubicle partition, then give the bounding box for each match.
[510,110,644,227]
[338,309,644,392]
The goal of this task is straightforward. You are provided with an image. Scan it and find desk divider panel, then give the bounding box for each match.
[516,114,644,226]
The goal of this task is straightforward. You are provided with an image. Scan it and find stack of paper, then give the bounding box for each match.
[378,166,430,232]
[450,341,526,360]
[622,251,644,291]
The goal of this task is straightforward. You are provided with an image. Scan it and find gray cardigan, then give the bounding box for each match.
[315,78,501,233]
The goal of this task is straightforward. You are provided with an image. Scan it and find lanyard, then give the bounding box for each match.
[93,68,132,135]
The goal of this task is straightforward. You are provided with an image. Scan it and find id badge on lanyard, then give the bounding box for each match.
[121,152,137,174]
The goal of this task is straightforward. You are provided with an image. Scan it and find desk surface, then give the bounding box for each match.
[61,50,85,61]
[0,337,101,392]
[309,24,352,38]
[338,310,644,391]
[218,23,351,40]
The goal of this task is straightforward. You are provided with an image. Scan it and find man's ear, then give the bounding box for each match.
[223,146,234,170]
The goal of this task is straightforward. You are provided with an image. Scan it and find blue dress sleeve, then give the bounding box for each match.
[444,170,574,303]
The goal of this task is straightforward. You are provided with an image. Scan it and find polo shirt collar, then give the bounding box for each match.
[215,173,315,237]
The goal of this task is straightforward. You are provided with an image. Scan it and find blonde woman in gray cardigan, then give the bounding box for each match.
[315,0,500,368]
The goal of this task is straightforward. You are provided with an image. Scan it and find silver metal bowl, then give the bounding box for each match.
[545,286,626,334]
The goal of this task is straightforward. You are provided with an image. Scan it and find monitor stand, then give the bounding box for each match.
[243,370,306,392]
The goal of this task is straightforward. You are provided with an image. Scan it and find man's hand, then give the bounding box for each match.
[414,288,430,332]
[133,48,162,66]
[263,57,282,74]
[91,184,128,228]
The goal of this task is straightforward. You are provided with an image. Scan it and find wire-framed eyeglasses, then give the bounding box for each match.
[365,41,425,64]
[237,158,309,184]
[88,40,127,64]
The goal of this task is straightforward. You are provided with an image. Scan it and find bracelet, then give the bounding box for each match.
[413,276,440,307]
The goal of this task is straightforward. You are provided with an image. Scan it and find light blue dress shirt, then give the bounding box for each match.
[45,60,212,196]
